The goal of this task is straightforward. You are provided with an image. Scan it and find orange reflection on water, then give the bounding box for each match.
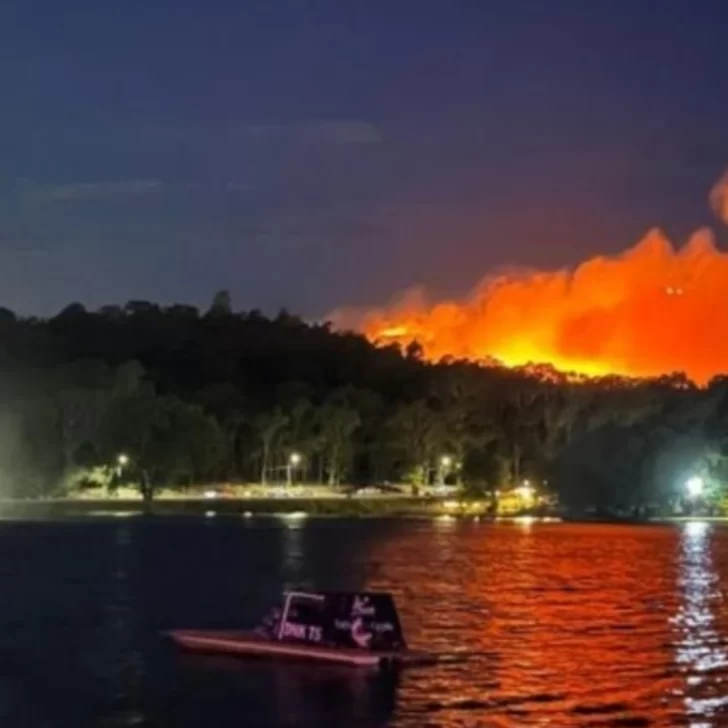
[360,520,728,726]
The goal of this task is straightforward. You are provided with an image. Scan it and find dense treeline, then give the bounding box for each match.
[0,290,727,511]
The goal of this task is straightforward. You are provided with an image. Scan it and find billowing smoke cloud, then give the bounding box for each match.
[333,171,728,385]
[710,170,728,224]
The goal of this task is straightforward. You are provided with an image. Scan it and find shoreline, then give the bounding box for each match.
[0,496,488,519]
[0,497,719,524]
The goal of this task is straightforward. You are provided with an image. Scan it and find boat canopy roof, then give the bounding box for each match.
[282,589,396,601]
[275,590,406,652]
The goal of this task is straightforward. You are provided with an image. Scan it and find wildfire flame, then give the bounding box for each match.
[333,173,728,386]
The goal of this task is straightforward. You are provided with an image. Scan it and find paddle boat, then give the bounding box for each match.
[167,590,423,669]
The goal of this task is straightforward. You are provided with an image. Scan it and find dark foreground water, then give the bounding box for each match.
[0,516,727,727]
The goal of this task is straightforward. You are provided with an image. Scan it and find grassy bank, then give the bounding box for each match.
[0,496,501,519]
[5,497,715,523]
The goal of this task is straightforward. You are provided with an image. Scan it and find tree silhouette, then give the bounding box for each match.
[0,296,712,510]
[208,289,232,316]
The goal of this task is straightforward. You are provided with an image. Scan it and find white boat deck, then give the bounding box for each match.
[167,628,424,668]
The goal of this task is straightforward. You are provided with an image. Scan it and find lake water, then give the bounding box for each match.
[0,516,727,727]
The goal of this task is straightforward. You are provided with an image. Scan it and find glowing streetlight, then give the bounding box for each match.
[437,455,453,487]
[115,453,130,479]
[686,476,704,499]
[287,452,302,487]
[516,480,534,500]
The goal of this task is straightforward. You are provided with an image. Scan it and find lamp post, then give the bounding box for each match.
[516,479,534,502]
[287,452,301,487]
[438,455,452,486]
[116,453,129,478]
[686,476,704,499]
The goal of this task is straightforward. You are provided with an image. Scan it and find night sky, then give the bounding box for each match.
[2,0,728,317]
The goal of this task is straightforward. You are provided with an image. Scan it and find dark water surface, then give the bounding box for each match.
[0,516,727,727]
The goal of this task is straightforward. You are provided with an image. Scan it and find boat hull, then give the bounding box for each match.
[167,629,404,668]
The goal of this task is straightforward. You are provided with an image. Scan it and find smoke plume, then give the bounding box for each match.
[334,172,728,385]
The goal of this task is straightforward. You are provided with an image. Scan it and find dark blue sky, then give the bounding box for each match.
[2,0,728,316]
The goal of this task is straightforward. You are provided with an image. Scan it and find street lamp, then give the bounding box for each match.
[516,480,534,500]
[438,455,453,487]
[116,453,129,479]
[287,452,301,487]
[686,475,704,499]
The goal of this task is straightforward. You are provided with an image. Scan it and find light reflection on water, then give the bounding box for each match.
[674,521,728,724]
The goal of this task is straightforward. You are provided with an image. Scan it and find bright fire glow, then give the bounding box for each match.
[329,173,728,385]
[335,225,728,385]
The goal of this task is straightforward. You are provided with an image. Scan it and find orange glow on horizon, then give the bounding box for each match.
[333,226,728,386]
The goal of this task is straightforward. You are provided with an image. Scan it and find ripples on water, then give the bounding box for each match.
[0,517,726,727]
